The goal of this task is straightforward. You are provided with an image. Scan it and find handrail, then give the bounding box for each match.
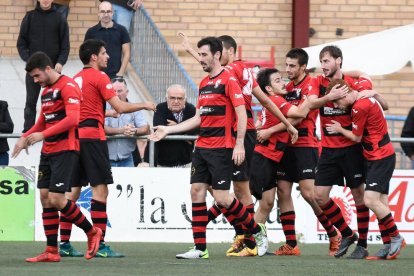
[129,6,198,105]
[2,133,414,168]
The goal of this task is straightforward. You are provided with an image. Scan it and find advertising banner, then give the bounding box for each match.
[307,170,414,244]
[34,168,413,244]
[0,166,36,241]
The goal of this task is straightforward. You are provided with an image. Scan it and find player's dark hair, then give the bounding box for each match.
[256,68,280,95]
[319,45,343,68]
[25,51,53,72]
[218,35,237,54]
[79,39,106,65]
[286,48,309,67]
[197,36,223,59]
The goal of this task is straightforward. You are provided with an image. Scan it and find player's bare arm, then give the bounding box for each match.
[233,105,247,166]
[178,32,201,63]
[108,96,156,113]
[252,86,298,143]
[11,136,29,158]
[325,119,362,142]
[149,109,201,142]
[256,117,303,143]
[308,84,349,109]
[358,89,389,111]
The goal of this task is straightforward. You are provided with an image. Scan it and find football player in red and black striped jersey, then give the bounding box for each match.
[13,51,102,262]
[151,37,268,259]
[326,79,405,260]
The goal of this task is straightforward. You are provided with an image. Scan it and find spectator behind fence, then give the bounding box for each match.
[401,106,414,169]
[17,0,70,132]
[85,1,131,79]
[53,0,71,19]
[99,0,143,33]
[105,78,149,167]
[0,100,14,165]
[151,84,197,167]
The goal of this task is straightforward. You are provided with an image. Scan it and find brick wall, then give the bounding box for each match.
[1,0,413,116]
[0,0,100,56]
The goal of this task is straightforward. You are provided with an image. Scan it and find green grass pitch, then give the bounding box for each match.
[1,242,413,275]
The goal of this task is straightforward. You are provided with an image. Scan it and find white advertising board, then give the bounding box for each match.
[34,168,414,244]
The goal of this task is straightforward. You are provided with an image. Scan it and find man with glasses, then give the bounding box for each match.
[151,84,197,167]
[85,1,130,79]
[105,77,149,167]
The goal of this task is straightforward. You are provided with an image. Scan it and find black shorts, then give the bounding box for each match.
[190,148,233,190]
[232,130,256,181]
[365,154,395,194]
[73,140,114,187]
[315,144,365,188]
[37,151,79,193]
[277,147,318,183]
[249,151,279,200]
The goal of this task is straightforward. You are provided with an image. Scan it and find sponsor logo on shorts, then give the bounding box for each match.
[277,171,285,176]
[368,183,378,187]
[233,171,240,176]
[303,169,313,173]
[354,174,363,178]
[217,180,226,185]
[55,183,64,187]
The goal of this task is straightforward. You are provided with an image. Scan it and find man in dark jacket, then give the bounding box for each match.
[0,100,14,165]
[17,0,70,132]
[152,84,197,167]
[401,106,414,169]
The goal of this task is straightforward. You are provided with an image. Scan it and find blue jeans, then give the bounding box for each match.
[0,152,9,166]
[110,155,134,167]
[112,4,134,32]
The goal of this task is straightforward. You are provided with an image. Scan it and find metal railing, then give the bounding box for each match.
[2,133,414,168]
[129,6,198,105]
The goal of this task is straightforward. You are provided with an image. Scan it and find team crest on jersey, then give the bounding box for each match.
[52,89,60,99]
[214,79,222,89]
[294,88,302,99]
[352,122,358,130]
[106,83,113,90]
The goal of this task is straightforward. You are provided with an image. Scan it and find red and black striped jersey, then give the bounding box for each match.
[73,67,116,140]
[35,75,81,154]
[285,75,319,148]
[196,69,245,149]
[351,97,394,160]
[316,75,372,148]
[254,95,292,162]
[224,60,258,130]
